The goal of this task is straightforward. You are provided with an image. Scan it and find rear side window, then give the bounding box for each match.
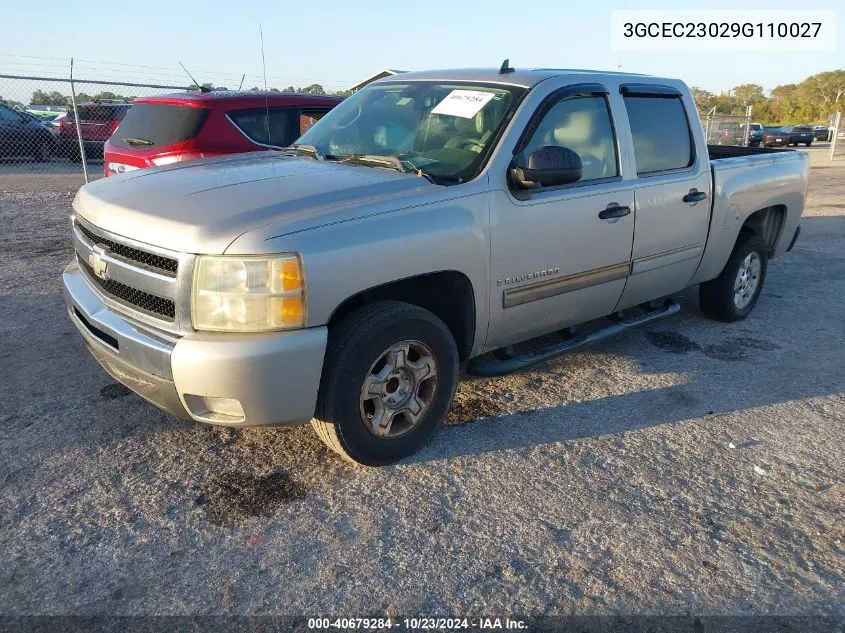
[228,107,291,147]
[111,104,210,150]
[623,96,694,175]
[299,108,330,135]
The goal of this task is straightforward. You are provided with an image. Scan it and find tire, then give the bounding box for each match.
[699,232,768,323]
[311,301,459,466]
[805,142,812,147]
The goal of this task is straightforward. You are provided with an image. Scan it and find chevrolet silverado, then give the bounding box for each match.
[63,66,808,465]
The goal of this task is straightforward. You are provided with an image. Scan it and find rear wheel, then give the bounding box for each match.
[699,232,768,322]
[805,141,812,147]
[312,301,459,466]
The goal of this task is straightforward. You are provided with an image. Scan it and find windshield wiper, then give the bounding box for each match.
[124,137,153,146]
[337,154,437,183]
[283,144,324,160]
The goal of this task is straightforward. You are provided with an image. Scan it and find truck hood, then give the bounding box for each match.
[73,152,434,254]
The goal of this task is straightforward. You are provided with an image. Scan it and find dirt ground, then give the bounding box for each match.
[0,147,843,620]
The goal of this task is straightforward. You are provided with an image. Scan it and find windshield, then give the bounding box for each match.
[295,81,524,184]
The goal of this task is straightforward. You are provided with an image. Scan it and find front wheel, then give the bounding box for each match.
[699,232,768,322]
[312,301,459,466]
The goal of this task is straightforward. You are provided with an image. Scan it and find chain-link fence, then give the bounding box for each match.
[701,107,755,146]
[1,73,187,181]
[829,112,844,160]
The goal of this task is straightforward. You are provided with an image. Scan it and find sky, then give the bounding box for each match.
[0,0,843,94]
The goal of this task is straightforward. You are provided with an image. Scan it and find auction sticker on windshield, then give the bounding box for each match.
[431,90,495,118]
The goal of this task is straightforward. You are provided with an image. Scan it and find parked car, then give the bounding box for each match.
[812,125,831,141]
[102,91,343,177]
[748,126,765,146]
[63,67,808,465]
[784,125,813,147]
[759,126,791,147]
[0,102,57,161]
[60,101,132,161]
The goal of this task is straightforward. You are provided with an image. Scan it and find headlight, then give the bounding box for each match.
[192,254,305,332]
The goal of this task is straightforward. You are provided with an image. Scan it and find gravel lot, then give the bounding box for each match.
[0,148,843,620]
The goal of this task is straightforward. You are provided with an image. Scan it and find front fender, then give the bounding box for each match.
[243,192,491,356]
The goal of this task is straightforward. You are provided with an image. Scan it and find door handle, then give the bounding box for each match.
[683,189,707,203]
[598,205,631,220]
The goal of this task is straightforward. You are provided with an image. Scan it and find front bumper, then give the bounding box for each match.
[63,260,327,427]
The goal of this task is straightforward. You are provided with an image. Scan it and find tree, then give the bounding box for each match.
[733,84,765,107]
[300,83,326,95]
[30,90,50,105]
[31,90,71,106]
[690,86,714,112]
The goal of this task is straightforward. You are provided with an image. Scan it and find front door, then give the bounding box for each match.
[487,88,635,350]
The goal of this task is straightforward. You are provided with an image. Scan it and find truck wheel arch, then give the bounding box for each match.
[692,204,789,286]
[739,205,786,256]
[326,271,477,362]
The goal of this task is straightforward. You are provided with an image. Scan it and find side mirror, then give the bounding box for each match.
[510,145,582,190]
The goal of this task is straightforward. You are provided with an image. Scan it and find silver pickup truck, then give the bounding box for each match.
[63,67,808,465]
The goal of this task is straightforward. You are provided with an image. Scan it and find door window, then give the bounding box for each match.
[522,95,618,183]
[0,106,23,124]
[623,95,694,175]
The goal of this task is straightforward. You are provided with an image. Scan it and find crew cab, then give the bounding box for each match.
[63,67,808,466]
[103,91,342,177]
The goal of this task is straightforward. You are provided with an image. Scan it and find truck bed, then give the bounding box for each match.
[708,144,792,161]
[691,143,809,287]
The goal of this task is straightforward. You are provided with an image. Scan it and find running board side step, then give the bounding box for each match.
[467,300,681,377]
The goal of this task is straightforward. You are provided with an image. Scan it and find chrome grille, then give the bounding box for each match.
[78,257,176,320]
[76,222,178,276]
[72,217,193,334]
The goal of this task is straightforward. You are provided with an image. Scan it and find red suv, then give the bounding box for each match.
[60,101,132,161]
[103,91,342,176]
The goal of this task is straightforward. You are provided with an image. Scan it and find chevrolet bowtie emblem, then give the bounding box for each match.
[88,246,109,280]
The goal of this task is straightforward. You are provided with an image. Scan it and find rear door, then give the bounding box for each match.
[614,85,711,310]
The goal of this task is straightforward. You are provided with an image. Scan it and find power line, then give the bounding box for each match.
[0,52,361,85]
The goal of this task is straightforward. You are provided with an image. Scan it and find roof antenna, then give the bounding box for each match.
[499,58,515,74]
[179,61,209,92]
[238,73,245,91]
[259,24,273,146]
